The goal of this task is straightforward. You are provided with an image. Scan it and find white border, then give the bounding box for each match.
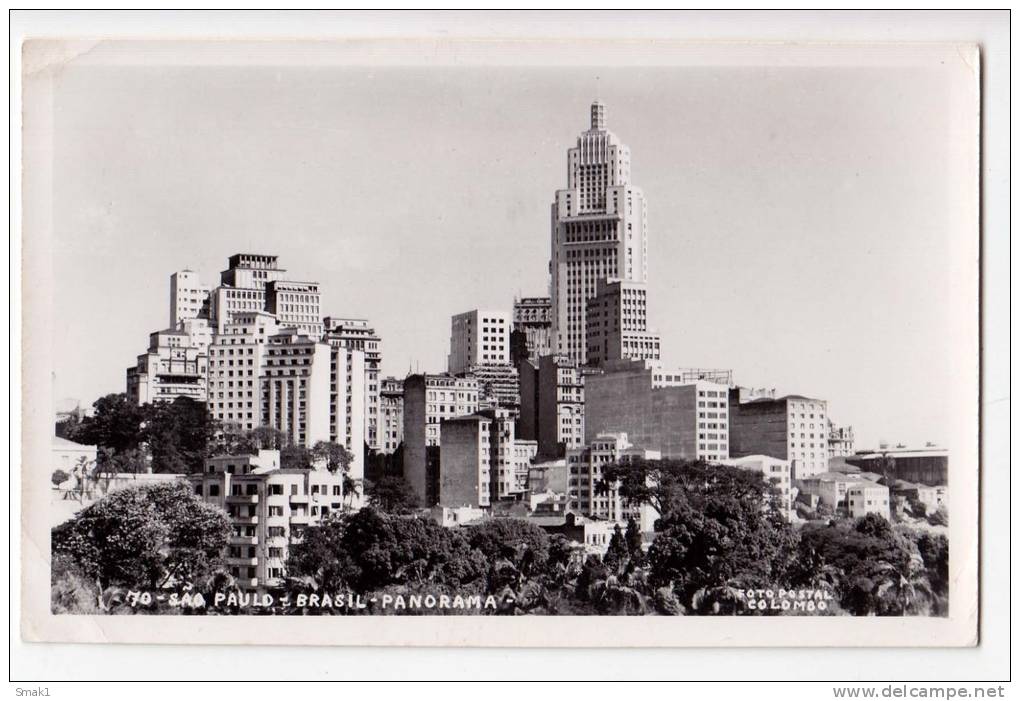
[8,10,1011,682]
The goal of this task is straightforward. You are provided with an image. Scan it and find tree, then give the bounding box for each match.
[51,469,70,488]
[365,475,420,514]
[624,518,645,566]
[143,397,218,474]
[72,393,146,458]
[311,441,353,474]
[287,508,487,595]
[52,480,231,590]
[603,524,629,574]
[791,514,925,616]
[928,504,948,527]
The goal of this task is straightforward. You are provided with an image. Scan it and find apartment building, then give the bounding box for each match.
[190,449,345,590]
[207,311,279,433]
[126,323,210,405]
[324,317,382,452]
[379,377,404,453]
[169,269,211,327]
[260,330,332,448]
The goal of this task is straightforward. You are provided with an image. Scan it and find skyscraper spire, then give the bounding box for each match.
[549,102,648,365]
[590,100,606,130]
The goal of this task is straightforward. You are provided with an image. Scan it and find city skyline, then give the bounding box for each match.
[51,64,968,450]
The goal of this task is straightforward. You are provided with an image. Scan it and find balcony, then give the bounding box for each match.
[226,557,259,567]
[229,535,258,546]
[288,493,309,504]
[226,494,259,504]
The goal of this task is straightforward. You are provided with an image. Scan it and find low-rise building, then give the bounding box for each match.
[889,479,947,515]
[845,481,891,520]
[190,450,345,590]
[430,505,487,528]
[796,471,863,511]
[844,448,948,486]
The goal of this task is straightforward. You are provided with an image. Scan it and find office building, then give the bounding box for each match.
[512,296,553,364]
[549,101,649,365]
[585,359,731,462]
[190,449,345,590]
[379,377,404,453]
[448,309,511,375]
[402,373,480,507]
[439,408,537,508]
[518,354,587,458]
[585,278,660,366]
[266,281,323,338]
[728,393,829,479]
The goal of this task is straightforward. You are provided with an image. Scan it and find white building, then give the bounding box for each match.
[325,318,382,452]
[448,309,511,375]
[126,324,210,405]
[379,376,404,453]
[169,269,211,327]
[207,311,279,433]
[846,481,891,520]
[191,450,346,590]
[260,330,332,448]
[266,280,323,338]
[550,101,649,365]
[210,254,288,333]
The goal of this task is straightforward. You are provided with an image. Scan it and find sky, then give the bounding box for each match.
[47,52,977,450]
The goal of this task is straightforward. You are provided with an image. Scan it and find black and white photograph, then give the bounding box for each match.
[14,12,1005,673]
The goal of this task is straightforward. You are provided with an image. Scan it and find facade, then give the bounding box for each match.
[845,481,891,520]
[518,354,586,458]
[53,435,98,476]
[797,471,862,511]
[528,458,569,495]
[402,373,480,507]
[448,309,511,375]
[512,296,553,364]
[728,392,829,479]
[379,376,405,453]
[207,311,279,433]
[889,480,947,515]
[585,360,731,462]
[327,344,366,493]
[584,278,660,366]
[438,408,535,508]
[844,448,948,486]
[190,450,345,590]
[210,254,288,334]
[324,318,381,451]
[266,281,323,338]
[169,269,211,327]
[566,432,660,532]
[126,324,210,405]
[260,330,332,448]
[719,454,794,521]
[827,420,856,457]
[467,362,520,409]
[549,101,649,365]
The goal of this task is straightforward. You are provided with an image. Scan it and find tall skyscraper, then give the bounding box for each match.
[549,101,648,365]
